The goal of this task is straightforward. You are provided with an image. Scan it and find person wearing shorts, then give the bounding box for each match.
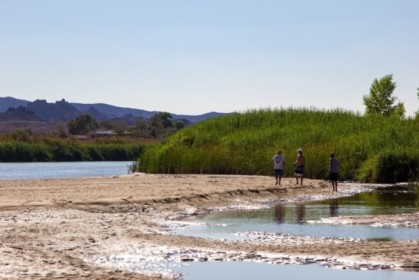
[294,148,305,185]
[329,152,339,191]
[272,150,285,185]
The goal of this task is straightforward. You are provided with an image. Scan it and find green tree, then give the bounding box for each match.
[175,120,185,130]
[151,112,173,129]
[416,88,419,118]
[363,74,405,117]
[112,121,128,136]
[68,114,98,135]
[148,112,176,139]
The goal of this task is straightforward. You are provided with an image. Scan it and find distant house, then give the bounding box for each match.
[73,135,91,140]
[91,130,117,138]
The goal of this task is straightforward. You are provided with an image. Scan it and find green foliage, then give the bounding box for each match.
[130,112,186,139]
[363,74,405,118]
[357,151,419,183]
[0,140,145,162]
[68,114,98,135]
[416,88,419,118]
[134,108,419,183]
[0,142,52,162]
[151,112,173,128]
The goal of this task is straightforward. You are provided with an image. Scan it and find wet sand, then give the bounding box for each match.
[0,174,417,279]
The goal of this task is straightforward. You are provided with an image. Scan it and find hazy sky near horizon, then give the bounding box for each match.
[1,0,418,115]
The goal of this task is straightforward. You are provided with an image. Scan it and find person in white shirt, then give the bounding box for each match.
[272,150,285,185]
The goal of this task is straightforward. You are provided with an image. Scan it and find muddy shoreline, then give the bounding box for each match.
[0,174,417,279]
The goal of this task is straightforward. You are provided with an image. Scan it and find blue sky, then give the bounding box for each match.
[1,0,418,115]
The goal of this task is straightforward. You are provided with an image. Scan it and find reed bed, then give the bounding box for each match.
[134,108,418,183]
[0,141,145,162]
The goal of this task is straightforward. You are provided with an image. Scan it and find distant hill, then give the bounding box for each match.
[0,97,29,112]
[0,106,44,121]
[0,106,51,133]
[70,102,223,122]
[173,112,224,123]
[27,99,81,122]
[71,102,156,119]
[0,96,227,123]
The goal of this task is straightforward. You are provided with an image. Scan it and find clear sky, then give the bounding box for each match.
[1,0,418,116]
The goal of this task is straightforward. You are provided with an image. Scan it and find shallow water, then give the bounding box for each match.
[175,188,419,241]
[0,161,133,180]
[174,187,419,279]
[178,262,418,280]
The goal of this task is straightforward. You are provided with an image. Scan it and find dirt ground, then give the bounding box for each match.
[0,174,417,279]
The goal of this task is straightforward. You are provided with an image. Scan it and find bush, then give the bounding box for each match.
[358,151,419,183]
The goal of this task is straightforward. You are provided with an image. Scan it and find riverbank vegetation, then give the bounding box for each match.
[0,134,147,162]
[133,108,418,183]
[0,111,185,162]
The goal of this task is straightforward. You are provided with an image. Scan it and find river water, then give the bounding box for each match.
[0,161,133,180]
[175,186,418,280]
[178,261,418,280]
[175,189,419,241]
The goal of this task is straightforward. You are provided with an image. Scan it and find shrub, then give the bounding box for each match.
[358,151,418,183]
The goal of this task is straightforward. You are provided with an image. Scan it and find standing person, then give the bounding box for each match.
[294,148,305,185]
[329,152,339,191]
[272,150,285,185]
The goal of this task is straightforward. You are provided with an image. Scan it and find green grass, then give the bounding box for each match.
[134,108,418,183]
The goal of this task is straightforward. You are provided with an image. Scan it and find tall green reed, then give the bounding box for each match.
[134,108,418,183]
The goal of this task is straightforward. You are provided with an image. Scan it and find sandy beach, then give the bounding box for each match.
[0,174,418,279]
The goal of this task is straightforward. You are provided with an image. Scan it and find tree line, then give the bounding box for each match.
[67,112,187,139]
[0,140,145,162]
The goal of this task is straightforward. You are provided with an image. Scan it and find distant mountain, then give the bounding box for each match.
[71,102,156,119]
[173,112,224,123]
[0,106,45,121]
[85,106,108,121]
[0,96,227,123]
[71,102,225,122]
[27,99,81,122]
[0,97,30,112]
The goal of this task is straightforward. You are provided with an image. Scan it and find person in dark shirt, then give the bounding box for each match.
[329,152,339,191]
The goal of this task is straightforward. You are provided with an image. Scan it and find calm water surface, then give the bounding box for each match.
[176,188,418,241]
[176,187,418,279]
[0,161,133,180]
[179,262,418,280]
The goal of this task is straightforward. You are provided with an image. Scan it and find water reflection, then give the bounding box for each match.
[274,200,340,224]
[329,199,339,217]
[336,188,418,215]
[178,187,419,241]
[274,203,286,223]
[274,203,306,224]
[296,203,305,224]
